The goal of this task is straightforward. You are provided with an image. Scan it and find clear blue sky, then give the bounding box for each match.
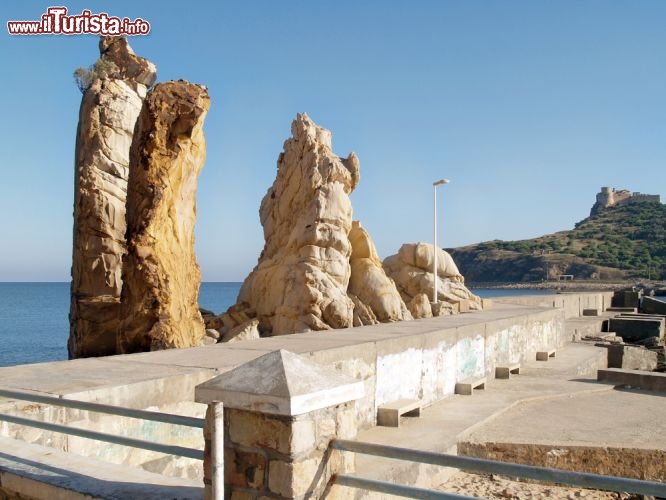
[1,1,664,281]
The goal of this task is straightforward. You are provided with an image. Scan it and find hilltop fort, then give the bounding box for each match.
[591,186,661,216]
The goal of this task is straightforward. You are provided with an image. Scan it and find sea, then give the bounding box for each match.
[0,283,662,368]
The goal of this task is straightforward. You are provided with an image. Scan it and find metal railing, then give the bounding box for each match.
[331,439,666,499]
[0,388,204,460]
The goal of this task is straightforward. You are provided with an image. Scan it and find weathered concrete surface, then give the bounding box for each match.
[608,316,665,342]
[495,291,613,319]
[642,296,666,315]
[195,349,364,415]
[0,436,202,500]
[69,36,156,359]
[119,81,210,353]
[350,342,612,494]
[606,344,658,371]
[598,368,666,391]
[612,289,641,308]
[457,388,666,481]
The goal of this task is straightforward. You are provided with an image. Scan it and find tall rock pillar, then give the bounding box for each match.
[69,36,156,358]
[118,81,210,353]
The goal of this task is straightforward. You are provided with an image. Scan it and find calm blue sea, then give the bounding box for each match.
[0,282,242,367]
[0,283,662,368]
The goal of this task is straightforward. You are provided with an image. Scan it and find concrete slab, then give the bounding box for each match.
[354,342,611,487]
[608,317,665,342]
[460,387,666,449]
[0,436,203,500]
[606,345,658,371]
[495,364,520,379]
[598,368,666,392]
[377,399,421,427]
[642,296,666,315]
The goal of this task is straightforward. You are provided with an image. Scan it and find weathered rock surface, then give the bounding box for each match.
[69,36,156,358]
[408,293,433,319]
[348,221,412,324]
[233,113,359,336]
[222,319,261,343]
[384,243,482,315]
[118,81,209,353]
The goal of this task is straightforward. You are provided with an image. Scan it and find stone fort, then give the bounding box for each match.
[591,186,661,216]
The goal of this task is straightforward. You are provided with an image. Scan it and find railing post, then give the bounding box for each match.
[203,401,224,500]
[211,401,224,500]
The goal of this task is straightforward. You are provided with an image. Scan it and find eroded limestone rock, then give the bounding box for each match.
[222,319,261,343]
[69,36,156,358]
[118,81,209,353]
[384,243,482,315]
[348,221,412,324]
[234,113,359,336]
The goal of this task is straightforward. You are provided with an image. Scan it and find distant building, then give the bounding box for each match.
[590,186,661,216]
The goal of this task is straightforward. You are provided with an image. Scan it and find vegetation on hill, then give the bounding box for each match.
[448,202,666,282]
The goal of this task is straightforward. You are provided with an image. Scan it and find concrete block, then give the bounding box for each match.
[642,297,666,315]
[607,345,658,371]
[458,300,471,313]
[481,298,493,310]
[608,317,664,342]
[495,364,520,379]
[536,350,556,361]
[597,368,666,392]
[612,290,640,308]
[455,377,486,396]
[607,307,638,313]
[377,399,422,427]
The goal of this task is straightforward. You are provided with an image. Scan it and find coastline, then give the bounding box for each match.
[468,280,666,293]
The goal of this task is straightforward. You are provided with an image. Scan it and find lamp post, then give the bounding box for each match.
[433,178,450,304]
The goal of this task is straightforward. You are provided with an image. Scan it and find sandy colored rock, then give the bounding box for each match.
[408,293,433,319]
[384,242,482,314]
[222,319,261,343]
[234,113,359,335]
[118,81,209,353]
[69,36,156,358]
[348,221,412,323]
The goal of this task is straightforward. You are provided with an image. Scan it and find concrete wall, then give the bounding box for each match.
[494,292,613,319]
[0,296,576,490]
[305,307,563,428]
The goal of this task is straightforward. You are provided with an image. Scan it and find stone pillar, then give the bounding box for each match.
[69,36,156,358]
[195,349,363,499]
[118,81,210,353]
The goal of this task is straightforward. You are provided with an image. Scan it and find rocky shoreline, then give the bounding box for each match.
[469,280,666,293]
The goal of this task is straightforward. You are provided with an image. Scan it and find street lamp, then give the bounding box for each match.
[433,178,450,304]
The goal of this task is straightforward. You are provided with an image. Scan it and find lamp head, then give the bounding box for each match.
[433,178,450,186]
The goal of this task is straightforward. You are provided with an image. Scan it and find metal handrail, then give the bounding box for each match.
[0,388,204,460]
[0,388,203,428]
[331,439,666,498]
[334,474,477,500]
[0,413,203,460]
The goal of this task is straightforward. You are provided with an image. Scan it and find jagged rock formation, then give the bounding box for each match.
[118,81,210,353]
[232,113,360,336]
[348,221,412,324]
[384,243,482,315]
[214,115,481,341]
[69,36,156,358]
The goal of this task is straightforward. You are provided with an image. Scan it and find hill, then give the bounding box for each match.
[448,202,666,283]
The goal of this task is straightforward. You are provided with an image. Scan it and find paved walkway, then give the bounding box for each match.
[353,339,666,487]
